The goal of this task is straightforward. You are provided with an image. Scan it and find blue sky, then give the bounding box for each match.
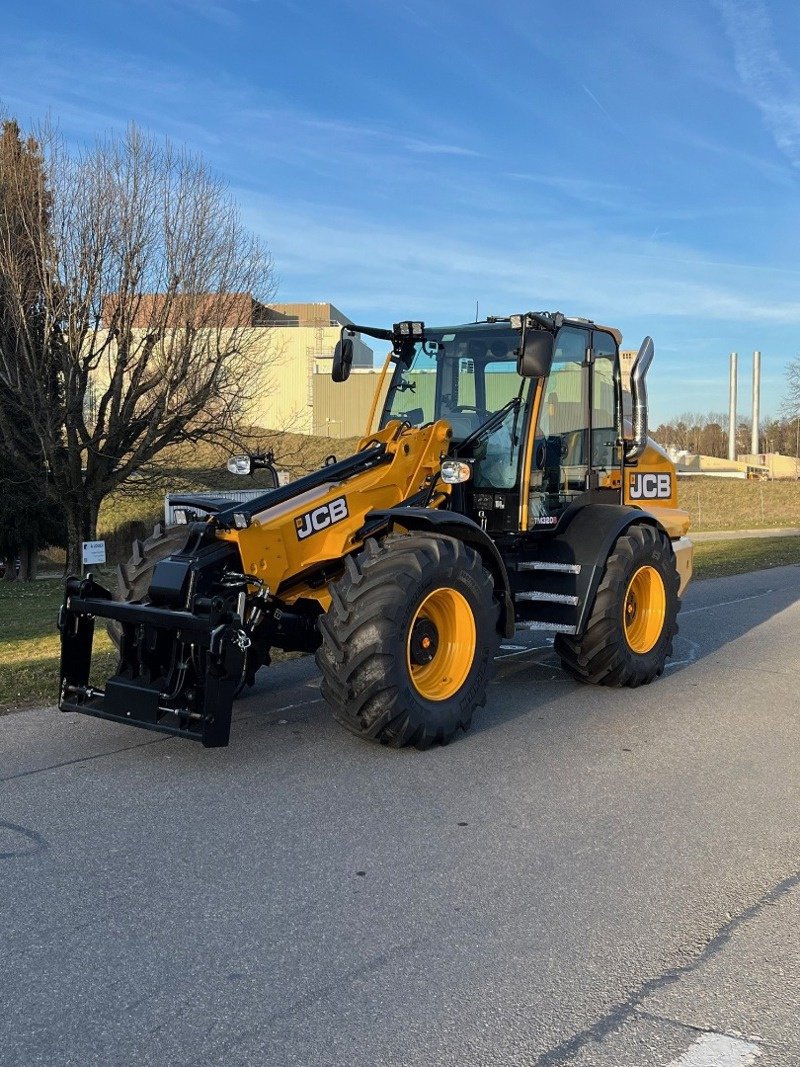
[3,0,800,424]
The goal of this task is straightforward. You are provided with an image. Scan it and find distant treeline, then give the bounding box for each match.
[651,413,800,458]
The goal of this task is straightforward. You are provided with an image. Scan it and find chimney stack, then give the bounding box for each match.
[728,351,738,462]
[751,350,761,457]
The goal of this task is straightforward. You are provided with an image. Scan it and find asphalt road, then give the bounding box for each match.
[2,566,799,1067]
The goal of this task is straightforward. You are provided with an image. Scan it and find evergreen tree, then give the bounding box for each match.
[0,121,64,578]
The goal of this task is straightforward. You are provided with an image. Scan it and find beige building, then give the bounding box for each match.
[254,302,377,436]
[93,299,654,441]
[738,452,800,479]
[98,294,382,439]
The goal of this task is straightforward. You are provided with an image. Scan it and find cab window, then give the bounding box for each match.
[529,325,589,524]
[591,330,620,473]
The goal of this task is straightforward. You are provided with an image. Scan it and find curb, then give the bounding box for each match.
[691,527,800,542]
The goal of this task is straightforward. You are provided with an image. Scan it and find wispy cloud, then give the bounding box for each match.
[505,171,637,213]
[713,0,800,167]
[236,188,800,330]
[405,140,480,157]
[143,0,250,30]
[293,115,481,158]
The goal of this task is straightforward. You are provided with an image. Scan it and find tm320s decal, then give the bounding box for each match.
[295,496,349,540]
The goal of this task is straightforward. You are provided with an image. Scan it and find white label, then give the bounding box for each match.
[82,540,106,565]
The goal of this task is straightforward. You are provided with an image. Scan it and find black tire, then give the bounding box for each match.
[107,523,190,646]
[316,533,501,749]
[554,524,680,688]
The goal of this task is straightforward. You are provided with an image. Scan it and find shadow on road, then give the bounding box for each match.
[67,565,798,761]
[664,565,800,675]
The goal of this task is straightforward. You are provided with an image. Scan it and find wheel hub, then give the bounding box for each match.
[622,565,666,654]
[409,618,439,665]
[405,586,477,702]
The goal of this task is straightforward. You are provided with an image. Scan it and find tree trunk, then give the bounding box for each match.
[18,543,34,581]
[65,496,101,574]
[3,548,17,581]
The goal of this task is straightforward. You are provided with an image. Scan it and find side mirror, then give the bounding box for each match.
[518,329,554,378]
[332,337,354,382]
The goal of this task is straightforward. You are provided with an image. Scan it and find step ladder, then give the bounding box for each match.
[510,559,588,635]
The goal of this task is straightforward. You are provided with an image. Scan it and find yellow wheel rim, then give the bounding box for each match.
[623,565,666,654]
[406,587,476,701]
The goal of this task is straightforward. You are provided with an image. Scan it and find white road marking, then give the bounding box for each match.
[682,590,774,616]
[496,646,555,661]
[272,699,323,714]
[666,1031,761,1066]
[664,637,702,672]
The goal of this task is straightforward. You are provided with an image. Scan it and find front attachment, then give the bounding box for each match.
[58,574,248,747]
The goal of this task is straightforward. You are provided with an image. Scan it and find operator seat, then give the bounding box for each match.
[445,410,484,441]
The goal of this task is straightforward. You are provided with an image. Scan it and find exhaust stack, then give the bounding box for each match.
[625,336,654,461]
[751,350,761,456]
[728,352,738,462]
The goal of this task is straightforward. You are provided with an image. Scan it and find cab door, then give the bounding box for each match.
[589,328,623,492]
[525,325,621,529]
[527,324,590,528]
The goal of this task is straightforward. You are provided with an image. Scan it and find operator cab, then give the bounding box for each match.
[372,317,623,536]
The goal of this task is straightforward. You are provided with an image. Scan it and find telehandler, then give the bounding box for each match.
[58,312,692,748]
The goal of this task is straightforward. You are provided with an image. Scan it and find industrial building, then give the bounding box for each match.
[246,301,377,437]
[99,295,380,438]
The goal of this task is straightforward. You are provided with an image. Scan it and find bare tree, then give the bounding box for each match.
[781,358,800,417]
[781,357,800,467]
[0,122,275,567]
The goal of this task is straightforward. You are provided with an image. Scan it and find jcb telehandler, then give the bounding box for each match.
[58,312,692,748]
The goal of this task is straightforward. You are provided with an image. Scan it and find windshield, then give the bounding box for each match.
[379,326,525,441]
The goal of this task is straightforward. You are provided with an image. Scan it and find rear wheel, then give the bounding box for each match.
[316,533,501,748]
[555,524,679,687]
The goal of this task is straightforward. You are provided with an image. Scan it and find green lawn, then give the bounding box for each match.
[0,578,117,712]
[691,535,800,579]
[679,476,800,531]
[2,536,798,713]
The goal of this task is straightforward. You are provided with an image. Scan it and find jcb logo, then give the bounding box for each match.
[295,496,349,540]
[629,473,672,500]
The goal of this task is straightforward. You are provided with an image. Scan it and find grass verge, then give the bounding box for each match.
[678,476,800,531]
[0,577,117,713]
[2,537,798,713]
[691,534,800,580]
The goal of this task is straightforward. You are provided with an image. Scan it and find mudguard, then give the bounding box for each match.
[365,507,516,638]
[538,503,668,636]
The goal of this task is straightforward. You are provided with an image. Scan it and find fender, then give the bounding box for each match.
[365,507,515,638]
[545,503,668,635]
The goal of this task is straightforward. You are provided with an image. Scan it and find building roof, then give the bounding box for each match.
[101,292,273,328]
[266,303,352,327]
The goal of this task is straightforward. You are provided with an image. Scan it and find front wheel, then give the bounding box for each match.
[316,533,501,748]
[555,523,680,687]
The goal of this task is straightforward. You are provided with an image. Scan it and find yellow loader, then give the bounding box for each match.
[58,312,692,748]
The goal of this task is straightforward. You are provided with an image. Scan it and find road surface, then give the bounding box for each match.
[2,566,799,1066]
